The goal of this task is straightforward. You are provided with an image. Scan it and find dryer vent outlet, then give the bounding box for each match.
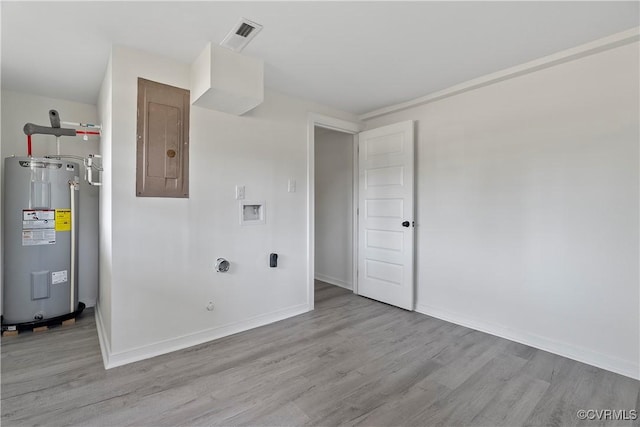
[215,258,230,273]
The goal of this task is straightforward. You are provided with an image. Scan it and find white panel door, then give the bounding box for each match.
[358,121,414,310]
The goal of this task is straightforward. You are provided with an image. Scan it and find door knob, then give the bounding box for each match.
[402,221,410,227]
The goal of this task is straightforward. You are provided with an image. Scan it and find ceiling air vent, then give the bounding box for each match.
[220,18,263,52]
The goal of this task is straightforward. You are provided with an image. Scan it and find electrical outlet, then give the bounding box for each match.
[288,179,296,193]
[235,185,245,200]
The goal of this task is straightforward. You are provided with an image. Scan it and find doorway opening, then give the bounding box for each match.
[314,126,357,303]
[307,115,415,311]
[307,113,361,310]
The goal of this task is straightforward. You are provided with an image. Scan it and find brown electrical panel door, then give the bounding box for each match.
[137,78,190,198]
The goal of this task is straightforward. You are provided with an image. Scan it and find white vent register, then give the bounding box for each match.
[220,18,263,52]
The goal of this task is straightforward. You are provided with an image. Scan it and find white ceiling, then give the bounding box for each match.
[2,1,638,115]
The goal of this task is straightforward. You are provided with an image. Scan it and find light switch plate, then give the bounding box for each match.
[288,179,296,193]
[235,185,245,200]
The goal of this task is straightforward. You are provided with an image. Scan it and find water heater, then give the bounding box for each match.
[3,157,82,325]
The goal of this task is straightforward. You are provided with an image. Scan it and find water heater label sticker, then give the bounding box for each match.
[23,210,56,229]
[23,210,55,221]
[22,229,56,246]
[52,270,68,284]
[55,209,72,231]
[23,219,55,229]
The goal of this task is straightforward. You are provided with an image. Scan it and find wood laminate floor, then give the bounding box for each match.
[2,281,639,426]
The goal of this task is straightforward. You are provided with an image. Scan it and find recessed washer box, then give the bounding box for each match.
[240,200,265,225]
[191,42,264,115]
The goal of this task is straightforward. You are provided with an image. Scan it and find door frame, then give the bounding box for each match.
[307,113,362,310]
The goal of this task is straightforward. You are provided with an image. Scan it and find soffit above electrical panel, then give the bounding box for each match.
[191,43,264,115]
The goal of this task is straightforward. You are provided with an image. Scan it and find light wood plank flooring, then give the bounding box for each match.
[2,281,639,426]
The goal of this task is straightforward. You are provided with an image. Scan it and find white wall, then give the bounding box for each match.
[314,128,353,289]
[363,42,640,379]
[96,54,113,348]
[1,91,100,308]
[97,46,358,367]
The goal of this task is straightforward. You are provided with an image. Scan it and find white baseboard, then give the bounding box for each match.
[315,273,352,290]
[94,303,111,369]
[98,303,310,369]
[416,303,639,380]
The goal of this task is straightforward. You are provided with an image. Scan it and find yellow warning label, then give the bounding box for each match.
[55,209,71,231]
